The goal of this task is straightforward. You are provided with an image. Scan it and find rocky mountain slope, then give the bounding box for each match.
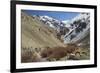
[63,13,90,46]
[21,12,65,49]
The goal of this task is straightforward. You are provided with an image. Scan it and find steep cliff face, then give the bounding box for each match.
[64,13,90,45]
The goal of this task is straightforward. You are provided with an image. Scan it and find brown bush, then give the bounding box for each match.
[40,44,79,60]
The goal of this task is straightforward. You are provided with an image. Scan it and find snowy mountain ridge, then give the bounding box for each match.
[64,13,90,44]
[32,13,90,44]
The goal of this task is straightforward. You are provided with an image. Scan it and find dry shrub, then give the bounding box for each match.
[40,44,79,60]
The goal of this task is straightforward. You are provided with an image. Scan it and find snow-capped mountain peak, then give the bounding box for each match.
[62,20,71,28]
[64,13,90,44]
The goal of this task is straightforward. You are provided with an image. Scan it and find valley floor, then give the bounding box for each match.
[21,44,90,63]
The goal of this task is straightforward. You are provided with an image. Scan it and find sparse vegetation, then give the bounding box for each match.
[21,43,90,62]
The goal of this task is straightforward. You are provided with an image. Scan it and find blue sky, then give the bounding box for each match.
[22,10,80,21]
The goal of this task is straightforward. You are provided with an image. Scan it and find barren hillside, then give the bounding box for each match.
[21,12,65,49]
